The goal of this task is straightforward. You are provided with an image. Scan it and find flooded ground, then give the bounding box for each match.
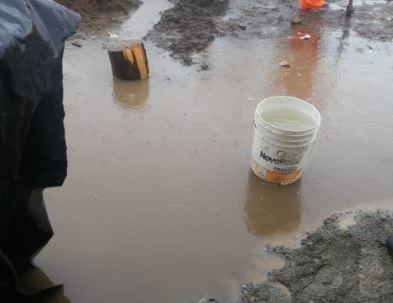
[33,0,393,302]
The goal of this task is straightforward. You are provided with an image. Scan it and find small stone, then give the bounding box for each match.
[280,61,291,67]
[71,40,82,48]
[200,63,210,70]
[239,25,247,30]
[386,235,393,257]
[291,17,302,25]
[107,32,119,39]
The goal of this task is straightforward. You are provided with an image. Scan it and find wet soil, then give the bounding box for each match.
[147,0,229,64]
[148,0,393,63]
[241,211,393,303]
[56,0,141,32]
[226,0,393,41]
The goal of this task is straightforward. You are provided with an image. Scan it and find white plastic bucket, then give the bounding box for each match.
[250,96,321,185]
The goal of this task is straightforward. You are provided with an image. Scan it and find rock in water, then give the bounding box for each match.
[71,40,82,48]
[291,17,302,25]
[280,61,291,67]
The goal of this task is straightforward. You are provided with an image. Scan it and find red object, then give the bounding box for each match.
[299,0,324,9]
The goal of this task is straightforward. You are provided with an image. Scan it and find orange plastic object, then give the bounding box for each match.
[299,0,324,9]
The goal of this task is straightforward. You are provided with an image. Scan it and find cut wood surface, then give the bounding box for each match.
[108,41,149,81]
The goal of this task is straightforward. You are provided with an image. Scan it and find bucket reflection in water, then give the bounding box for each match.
[243,172,301,237]
[112,78,150,111]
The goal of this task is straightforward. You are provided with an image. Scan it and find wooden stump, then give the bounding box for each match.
[108,40,149,81]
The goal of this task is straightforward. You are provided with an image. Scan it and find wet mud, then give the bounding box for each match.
[147,0,229,64]
[241,211,393,303]
[56,0,141,32]
[148,0,393,64]
[223,0,393,41]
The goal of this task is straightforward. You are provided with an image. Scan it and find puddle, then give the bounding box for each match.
[243,175,301,238]
[36,8,393,303]
[119,0,173,39]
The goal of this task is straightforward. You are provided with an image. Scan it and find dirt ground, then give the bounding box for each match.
[148,0,393,64]
[240,211,393,303]
[147,0,229,64]
[56,0,141,32]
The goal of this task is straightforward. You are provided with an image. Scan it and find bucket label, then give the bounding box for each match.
[251,160,304,184]
[251,132,309,184]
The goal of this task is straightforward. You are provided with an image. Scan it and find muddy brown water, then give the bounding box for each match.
[33,5,393,303]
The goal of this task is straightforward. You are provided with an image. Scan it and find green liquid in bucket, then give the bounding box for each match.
[262,109,316,131]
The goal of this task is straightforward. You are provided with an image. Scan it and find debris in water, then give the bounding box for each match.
[107,31,119,39]
[300,0,324,9]
[291,17,302,25]
[279,61,291,67]
[300,34,311,40]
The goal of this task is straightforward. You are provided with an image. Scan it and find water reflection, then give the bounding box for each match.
[243,172,301,237]
[2,266,70,303]
[277,20,322,100]
[112,78,150,112]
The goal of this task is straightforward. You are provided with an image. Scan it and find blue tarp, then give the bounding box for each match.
[0,0,79,57]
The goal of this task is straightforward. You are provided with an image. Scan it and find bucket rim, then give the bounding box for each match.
[253,129,318,148]
[255,96,321,134]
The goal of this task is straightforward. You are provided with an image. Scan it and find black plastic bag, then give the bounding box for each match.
[0,0,80,297]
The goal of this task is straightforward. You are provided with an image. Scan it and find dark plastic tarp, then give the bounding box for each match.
[0,0,79,299]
